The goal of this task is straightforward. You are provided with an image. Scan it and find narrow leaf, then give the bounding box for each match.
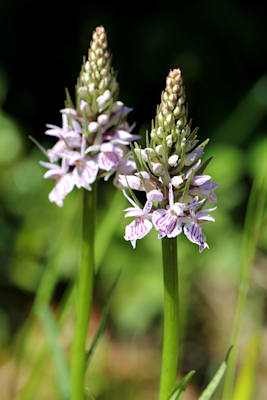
[195,138,210,152]
[197,157,213,175]
[168,370,196,400]
[37,305,70,399]
[28,135,48,157]
[86,271,121,364]
[198,346,233,400]
[65,87,74,108]
[182,169,194,202]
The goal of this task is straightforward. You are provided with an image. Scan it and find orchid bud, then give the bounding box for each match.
[88,121,99,133]
[97,114,109,125]
[166,134,173,147]
[168,154,179,167]
[147,190,164,202]
[171,175,183,188]
[151,162,164,176]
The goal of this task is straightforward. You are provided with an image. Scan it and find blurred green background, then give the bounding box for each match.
[0,1,267,399]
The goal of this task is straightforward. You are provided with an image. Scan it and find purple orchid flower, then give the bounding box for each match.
[123,191,153,248]
[182,204,216,252]
[152,184,186,239]
[40,160,74,207]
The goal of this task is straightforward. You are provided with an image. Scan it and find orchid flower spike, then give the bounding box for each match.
[39,26,138,206]
[121,68,218,252]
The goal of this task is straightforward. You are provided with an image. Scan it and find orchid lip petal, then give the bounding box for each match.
[48,173,75,207]
[124,218,152,247]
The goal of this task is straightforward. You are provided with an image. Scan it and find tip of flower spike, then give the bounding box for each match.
[168,68,182,81]
[94,26,106,35]
[92,25,105,39]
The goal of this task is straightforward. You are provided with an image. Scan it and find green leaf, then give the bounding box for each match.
[86,270,121,364]
[37,305,70,399]
[195,138,210,152]
[198,346,233,400]
[65,87,74,108]
[197,157,213,175]
[182,168,194,202]
[168,370,195,400]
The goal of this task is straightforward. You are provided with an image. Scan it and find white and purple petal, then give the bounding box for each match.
[73,159,98,189]
[184,149,203,166]
[48,173,75,207]
[171,175,184,188]
[185,159,201,179]
[124,218,152,248]
[184,222,209,252]
[60,108,78,117]
[191,175,211,186]
[116,174,142,190]
[147,189,164,202]
[98,151,120,171]
[112,130,140,145]
[117,158,136,175]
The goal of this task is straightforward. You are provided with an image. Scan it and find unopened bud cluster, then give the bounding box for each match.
[152,69,186,143]
[40,26,137,207]
[77,26,119,117]
[143,69,204,183]
[118,69,218,252]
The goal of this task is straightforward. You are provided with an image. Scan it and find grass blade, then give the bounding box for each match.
[168,370,195,400]
[198,346,233,400]
[37,305,70,399]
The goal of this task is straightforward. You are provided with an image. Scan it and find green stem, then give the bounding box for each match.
[159,237,180,400]
[71,185,96,400]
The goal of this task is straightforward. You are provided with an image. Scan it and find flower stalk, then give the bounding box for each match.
[118,68,218,400]
[159,237,180,400]
[70,185,96,400]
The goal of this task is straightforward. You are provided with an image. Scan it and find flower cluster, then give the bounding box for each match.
[40,26,138,207]
[118,69,218,252]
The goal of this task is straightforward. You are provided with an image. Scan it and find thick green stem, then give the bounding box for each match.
[71,185,96,400]
[159,237,180,400]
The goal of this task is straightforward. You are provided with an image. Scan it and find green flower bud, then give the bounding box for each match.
[77,26,119,118]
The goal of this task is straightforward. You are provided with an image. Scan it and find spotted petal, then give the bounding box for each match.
[73,159,98,189]
[152,210,182,238]
[48,173,75,207]
[184,222,209,252]
[124,218,152,248]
